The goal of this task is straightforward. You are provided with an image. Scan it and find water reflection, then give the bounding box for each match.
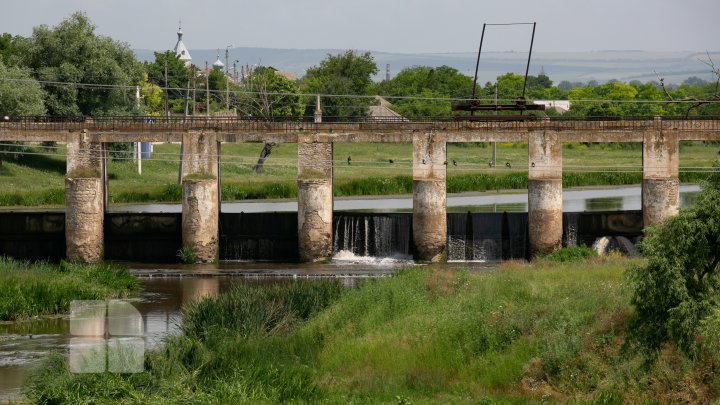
[585,197,623,211]
[0,277,238,402]
[182,278,220,305]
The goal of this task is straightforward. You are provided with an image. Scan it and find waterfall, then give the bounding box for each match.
[447,212,528,262]
[333,213,412,258]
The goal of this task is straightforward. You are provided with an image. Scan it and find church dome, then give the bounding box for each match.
[173,22,192,66]
[212,54,225,70]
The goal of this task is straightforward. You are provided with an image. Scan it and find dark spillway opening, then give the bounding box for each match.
[219,212,298,262]
[0,212,65,262]
[104,213,182,263]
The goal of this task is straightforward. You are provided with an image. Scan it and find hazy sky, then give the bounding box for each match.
[2,0,719,54]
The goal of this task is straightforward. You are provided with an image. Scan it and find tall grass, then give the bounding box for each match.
[0,257,139,320]
[182,280,344,338]
[26,258,720,403]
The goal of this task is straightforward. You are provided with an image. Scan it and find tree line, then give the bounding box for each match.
[1,12,719,119]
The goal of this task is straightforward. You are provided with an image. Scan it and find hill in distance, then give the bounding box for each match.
[133,47,720,85]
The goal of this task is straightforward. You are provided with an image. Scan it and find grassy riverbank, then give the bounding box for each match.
[0,257,140,321]
[0,141,717,206]
[26,256,720,403]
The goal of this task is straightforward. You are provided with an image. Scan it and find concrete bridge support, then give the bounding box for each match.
[297,136,333,262]
[528,130,563,256]
[181,131,219,262]
[412,132,446,262]
[642,130,679,227]
[65,130,104,263]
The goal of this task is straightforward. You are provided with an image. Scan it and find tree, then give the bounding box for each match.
[377,65,475,117]
[144,51,192,114]
[567,82,638,116]
[0,60,46,116]
[0,60,46,168]
[237,67,301,118]
[302,51,378,118]
[628,168,720,358]
[19,12,144,116]
[0,33,27,66]
[138,74,163,116]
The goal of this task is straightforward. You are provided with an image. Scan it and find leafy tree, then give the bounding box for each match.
[302,50,378,118]
[377,65,475,117]
[18,12,144,116]
[138,74,163,116]
[237,67,301,118]
[0,60,46,116]
[567,82,638,116]
[628,168,720,357]
[0,33,27,66]
[144,51,192,114]
[0,60,46,168]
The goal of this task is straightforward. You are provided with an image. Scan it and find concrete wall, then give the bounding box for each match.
[297,136,333,262]
[65,131,104,263]
[412,132,446,262]
[642,130,679,227]
[528,130,563,256]
[180,131,219,263]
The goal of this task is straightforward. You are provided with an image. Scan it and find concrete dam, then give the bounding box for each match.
[0,116,718,263]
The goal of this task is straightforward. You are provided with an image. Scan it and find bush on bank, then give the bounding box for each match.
[628,169,720,358]
[0,257,139,321]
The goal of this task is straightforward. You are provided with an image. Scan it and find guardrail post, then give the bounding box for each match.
[528,129,563,256]
[297,135,333,262]
[181,130,219,263]
[65,130,104,263]
[642,121,679,227]
[412,132,446,262]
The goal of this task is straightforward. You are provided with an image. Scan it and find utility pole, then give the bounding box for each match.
[205,61,210,117]
[492,81,497,167]
[163,58,169,119]
[225,45,232,111]
[192,68,196,116]
[135,85,141,174]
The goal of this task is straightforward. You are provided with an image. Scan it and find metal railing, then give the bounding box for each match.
[1,115,719,132]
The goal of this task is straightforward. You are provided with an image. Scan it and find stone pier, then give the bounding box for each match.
[642,128,679,227]
[180,131,219,262]
[65,131,104,263]
[528,130,563,256]
[297,136,333,262]
[412,132,446,262]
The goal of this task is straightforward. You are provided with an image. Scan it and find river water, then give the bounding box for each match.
[106,184,701,213]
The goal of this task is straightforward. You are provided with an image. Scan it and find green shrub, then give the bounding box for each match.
[628,167,720,357]
[544,246,598,263]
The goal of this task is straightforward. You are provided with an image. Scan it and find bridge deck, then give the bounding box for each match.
[1,117,719,143]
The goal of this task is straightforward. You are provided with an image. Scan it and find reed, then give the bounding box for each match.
[0,257,139,320]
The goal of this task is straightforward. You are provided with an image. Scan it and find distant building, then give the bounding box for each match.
[173,22,192,67]
[533,100,571,114]
[368,96,407,122]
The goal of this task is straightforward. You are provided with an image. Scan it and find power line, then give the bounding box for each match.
[1,76,719,105]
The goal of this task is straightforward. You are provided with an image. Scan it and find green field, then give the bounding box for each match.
[0,141,717,206]
[25,256,720,403]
